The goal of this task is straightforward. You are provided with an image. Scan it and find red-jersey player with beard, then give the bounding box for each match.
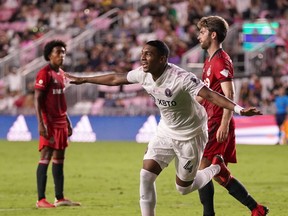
[197,16,268,216]
[201,46,236,163]
[34,40,80,208]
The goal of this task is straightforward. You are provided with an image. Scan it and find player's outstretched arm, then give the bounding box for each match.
[198,85,262,116]
[65,73,130,86]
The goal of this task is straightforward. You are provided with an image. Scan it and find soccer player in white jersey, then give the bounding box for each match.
[65,40,261,216]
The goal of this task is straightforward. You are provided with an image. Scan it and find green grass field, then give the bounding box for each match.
[0,140,287,216]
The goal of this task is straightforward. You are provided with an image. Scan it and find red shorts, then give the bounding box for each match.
[39,125,68,151]
[203,118,237,163]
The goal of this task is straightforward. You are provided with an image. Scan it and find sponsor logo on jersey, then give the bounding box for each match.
[220,69,229,77]
[157,99,176,107]
[35,79,45,87]
[149,94,177,107]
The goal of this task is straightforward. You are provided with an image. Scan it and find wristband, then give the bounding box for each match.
[234,105,244,115]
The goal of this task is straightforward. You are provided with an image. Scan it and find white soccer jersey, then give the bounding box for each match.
[127,63,208,141]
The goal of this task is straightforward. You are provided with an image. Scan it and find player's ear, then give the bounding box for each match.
[159,55,167,63]
[211,31,217,40]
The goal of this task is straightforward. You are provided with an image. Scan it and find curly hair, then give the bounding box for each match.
[197,16,229,43]
[43,40,67,61]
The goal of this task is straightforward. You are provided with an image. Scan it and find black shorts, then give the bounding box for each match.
[275,113,286,126]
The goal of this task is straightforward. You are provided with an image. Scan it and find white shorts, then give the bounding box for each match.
[144,131,208,182]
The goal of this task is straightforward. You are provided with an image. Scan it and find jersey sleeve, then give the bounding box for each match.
[34,69,50,91]
[126,66,143,84]
[214,58,233,82]
[182,72,205,96]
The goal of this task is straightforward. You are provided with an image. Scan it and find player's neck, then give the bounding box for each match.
[207,44,222,59]
[49,63,60,72]
[152,63,168,81]
[207,42,222,56]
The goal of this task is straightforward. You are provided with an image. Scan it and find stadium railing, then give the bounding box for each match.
[0,8,120,91]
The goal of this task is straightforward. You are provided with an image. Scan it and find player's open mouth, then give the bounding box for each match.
[142,63,148,68]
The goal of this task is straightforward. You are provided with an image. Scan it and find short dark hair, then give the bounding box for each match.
[146,40,170,57]
[44,40,66,61]
[197,16,229,43]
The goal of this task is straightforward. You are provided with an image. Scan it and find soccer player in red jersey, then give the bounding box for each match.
[34,40,80,208]
[196,16,268,216]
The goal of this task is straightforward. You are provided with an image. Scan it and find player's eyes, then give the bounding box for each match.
[141,52,152,57]
[57,51,66,55]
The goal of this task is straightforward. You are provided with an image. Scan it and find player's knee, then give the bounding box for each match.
[52,158,64,164]
[140,169,157,183]
[175,184,192,195]
[39,158,50,164]
[139,169,157,205]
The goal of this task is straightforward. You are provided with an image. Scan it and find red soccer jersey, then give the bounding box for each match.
[201,49,234,119]
[34,64,67,127]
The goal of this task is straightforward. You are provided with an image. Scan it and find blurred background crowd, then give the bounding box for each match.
[0,0,287,116]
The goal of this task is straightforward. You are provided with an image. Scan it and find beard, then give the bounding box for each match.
[201,39,212,50]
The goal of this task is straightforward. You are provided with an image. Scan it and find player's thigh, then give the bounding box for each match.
[53,149,65,159]
[174,132,207,182]
[40,146,54,160]
[205,120,236,163]
[144,135,176,170]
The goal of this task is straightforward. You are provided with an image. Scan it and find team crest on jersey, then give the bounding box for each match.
[206,66,211,76]
[38,79,43,84]
[165,88,172,97]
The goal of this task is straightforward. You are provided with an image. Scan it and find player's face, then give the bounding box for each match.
[197,27,212,50]
[49,46,66,66]
[140,44,165,74]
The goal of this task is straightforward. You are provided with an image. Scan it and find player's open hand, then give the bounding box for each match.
[64,73,85,85]
[240,107,262,116]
